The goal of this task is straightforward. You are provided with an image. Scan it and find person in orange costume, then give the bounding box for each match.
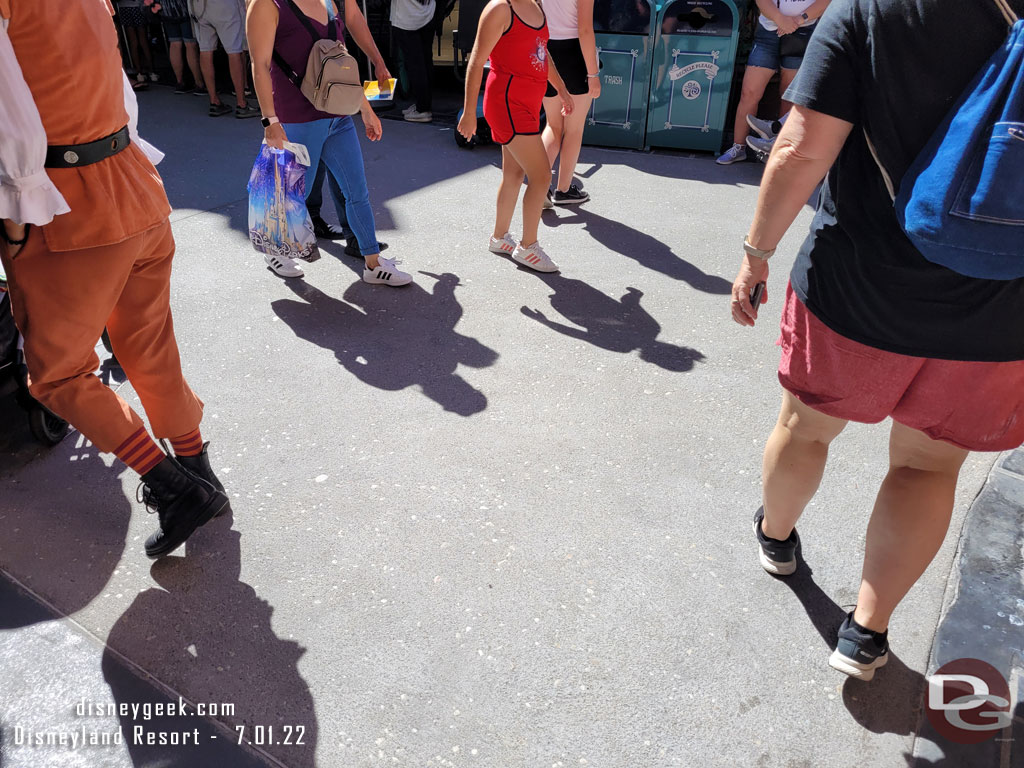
[0,0,230,558]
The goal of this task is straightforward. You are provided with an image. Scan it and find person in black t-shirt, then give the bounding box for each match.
[730,0,1024,681]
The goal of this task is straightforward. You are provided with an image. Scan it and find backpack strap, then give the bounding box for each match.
[993,0,1019,25]
[864,129,896,201]
[271,0,338,88]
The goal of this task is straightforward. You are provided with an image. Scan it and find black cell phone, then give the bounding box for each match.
[750,281,766,307]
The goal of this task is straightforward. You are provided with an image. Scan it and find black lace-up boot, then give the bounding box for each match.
[175,442,232,518]
[140,456,229,559]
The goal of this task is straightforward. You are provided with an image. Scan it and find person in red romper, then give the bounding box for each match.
[459,0,574,273]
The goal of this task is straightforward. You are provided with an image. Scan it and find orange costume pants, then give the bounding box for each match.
[1,220,203,453]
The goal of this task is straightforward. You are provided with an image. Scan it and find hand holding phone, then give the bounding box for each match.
[750,281,766,308]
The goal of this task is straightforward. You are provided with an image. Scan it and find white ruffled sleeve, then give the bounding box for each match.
[0,20,71,225]
[122,72,165,166]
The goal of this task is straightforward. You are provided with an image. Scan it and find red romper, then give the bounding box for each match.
[483,0,550,145]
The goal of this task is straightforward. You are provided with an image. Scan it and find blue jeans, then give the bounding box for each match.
[282,117,379,257]
[306,160,353,240]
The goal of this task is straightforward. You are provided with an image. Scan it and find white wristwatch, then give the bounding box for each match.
[743,237,775,261]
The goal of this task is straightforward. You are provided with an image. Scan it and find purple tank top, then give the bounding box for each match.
[271,0,346,124]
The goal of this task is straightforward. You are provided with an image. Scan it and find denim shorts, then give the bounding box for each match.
[162,16,196,43]
[748,21,815,71]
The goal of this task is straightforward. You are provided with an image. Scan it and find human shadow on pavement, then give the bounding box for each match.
[0,447,129,629]
[520,274,705,372]
[778,556,925,740]
[271,273,498,416]
[543,207,732,294]
[102,524,318,768]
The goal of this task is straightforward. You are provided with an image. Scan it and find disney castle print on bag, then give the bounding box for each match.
[868,0,1024,280]
[272,0,364,116]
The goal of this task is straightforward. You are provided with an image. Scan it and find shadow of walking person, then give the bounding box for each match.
[544,207,733,294]
[775,555,927,741]
[102,523,318,768]
[521,276,705,372]
[272,274,498,416]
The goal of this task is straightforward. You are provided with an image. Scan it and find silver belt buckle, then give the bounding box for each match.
[63,150,79,165]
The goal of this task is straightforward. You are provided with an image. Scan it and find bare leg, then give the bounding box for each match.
[200,51,220,104]
[760,390,848,540]
[779,67,798,119]
[554,92,593,193]
[853,422,968,632]
[138,27,154,73]
[184,42,204,89]
[169,40,185,85]
[505,134,552,246]
[126,27,143,74]
[227,52,248,107]
[493,145,524,240]
[541,96,564,171]
[731,65,776,144]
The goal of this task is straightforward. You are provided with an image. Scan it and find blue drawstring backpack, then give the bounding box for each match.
[868,0,1024,280]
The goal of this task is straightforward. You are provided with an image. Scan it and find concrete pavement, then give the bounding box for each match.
[0,87,1012,768]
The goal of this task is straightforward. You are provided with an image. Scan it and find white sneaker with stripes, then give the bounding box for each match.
[265,252,304,278]
[363,256,412,286]
[489,232,517,255]
[512,241,559,273]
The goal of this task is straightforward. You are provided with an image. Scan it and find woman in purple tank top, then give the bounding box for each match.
[247,0,413,285]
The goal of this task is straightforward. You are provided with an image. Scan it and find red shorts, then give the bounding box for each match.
[777,283,1024,451]
[483,70,547,145]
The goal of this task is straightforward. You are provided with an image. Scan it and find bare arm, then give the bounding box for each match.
[730,105,854,326]
[344,0,391,81]
[246,0,288,147]
[577,0,600,97]
[801,0,832,22]
[458,1,510,137]
[754,0,784,26]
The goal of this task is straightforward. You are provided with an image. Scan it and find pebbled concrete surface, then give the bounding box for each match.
[0,86,1002,768]
[913,449,1024,768]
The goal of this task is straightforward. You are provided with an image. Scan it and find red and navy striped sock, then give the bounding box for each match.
[169,428,204,457]
[114,427,165,476]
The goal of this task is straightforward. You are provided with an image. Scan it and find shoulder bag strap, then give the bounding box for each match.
[993,0,1019,25]
[272,0,334,87]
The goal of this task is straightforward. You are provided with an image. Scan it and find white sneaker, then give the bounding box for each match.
[716,143,748,165]
[404,108,433,123]
[402,104,416,115]
[363,256,412,286]
[489,232,517,255]
[265,252,304,278]
[512,242,559,273]
[542,189,554,209]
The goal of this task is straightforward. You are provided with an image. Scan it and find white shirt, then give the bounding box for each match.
[546,0,579,40]
[390,0,435,32]
[0,19,162,227]
[759,0,816,31]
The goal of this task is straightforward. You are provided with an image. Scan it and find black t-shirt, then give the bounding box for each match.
[785,0,1024,362]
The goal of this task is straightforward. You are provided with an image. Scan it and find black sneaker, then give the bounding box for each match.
[753,507,799,576]
[829,611,889,681]
[552,184,590,205]
[311,216,347,240]
[193,86,209,98]
[208,102,232,117]
[234,103,260,119]
[139,456,229,559]
[174,81,191,95]
[344,239,388,259]
[173,442,231,518]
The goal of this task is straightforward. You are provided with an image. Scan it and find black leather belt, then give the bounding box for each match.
[45,126,131,169]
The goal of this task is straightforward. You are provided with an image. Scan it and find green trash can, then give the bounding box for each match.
[582,0,656,150]
[645,0,740,152]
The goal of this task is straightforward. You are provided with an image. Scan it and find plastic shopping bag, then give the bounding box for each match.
[247,142,320,262]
